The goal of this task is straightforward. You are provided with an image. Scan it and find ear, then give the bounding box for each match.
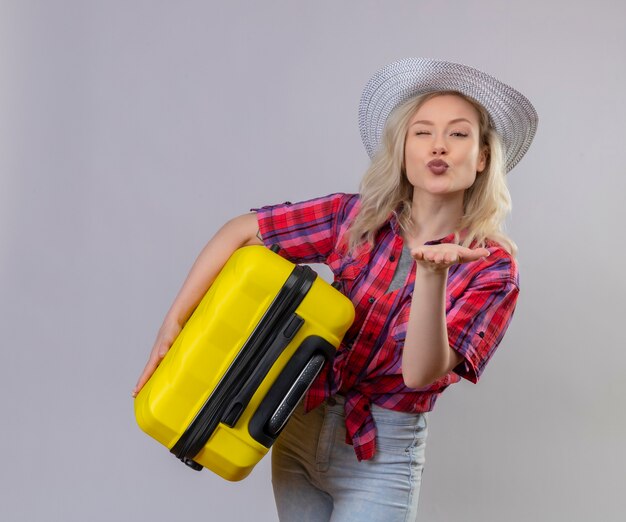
[476,146,489,174]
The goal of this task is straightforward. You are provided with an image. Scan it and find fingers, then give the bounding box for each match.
[132,359,157,397]
[132,345,169,398]
[410,249,425,261]
[411,246,491,267]
[411,248,460,264]
[461,247,491,261]
[133,321,181,398]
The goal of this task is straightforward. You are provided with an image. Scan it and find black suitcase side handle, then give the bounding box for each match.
[265,353,326,436]
[248,335,335,448]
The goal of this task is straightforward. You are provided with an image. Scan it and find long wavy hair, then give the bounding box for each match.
[347,91,516,255]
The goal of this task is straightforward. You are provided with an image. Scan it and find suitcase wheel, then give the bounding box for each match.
[182,458,203,471]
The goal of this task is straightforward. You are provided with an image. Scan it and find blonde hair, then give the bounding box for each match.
[347,91,517,255]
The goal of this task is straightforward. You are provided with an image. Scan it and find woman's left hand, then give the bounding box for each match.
[410,244,490,273]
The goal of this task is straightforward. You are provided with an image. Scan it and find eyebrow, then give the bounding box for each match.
[410,118,474,127]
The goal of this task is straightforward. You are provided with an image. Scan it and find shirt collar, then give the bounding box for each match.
[389,210,402,235]
[424,231,458,245]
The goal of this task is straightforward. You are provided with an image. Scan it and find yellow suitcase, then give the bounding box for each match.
[134,245,354,481]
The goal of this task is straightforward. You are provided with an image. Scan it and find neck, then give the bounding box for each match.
[404,190,464,247]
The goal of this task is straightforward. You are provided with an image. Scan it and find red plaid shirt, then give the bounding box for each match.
[253,193,519,460]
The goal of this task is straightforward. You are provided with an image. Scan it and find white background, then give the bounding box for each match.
[1,1,624,520]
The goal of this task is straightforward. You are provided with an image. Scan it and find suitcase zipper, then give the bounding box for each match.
[220,313,305,427]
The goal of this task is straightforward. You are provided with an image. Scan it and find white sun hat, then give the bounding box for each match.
[359,57,539,172]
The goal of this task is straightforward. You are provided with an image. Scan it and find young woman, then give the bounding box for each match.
[133,58,538,521]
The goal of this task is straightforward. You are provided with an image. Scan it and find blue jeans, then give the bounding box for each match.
[271,396,428,522]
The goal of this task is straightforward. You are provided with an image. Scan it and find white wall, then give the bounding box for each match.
[1,1,624,520]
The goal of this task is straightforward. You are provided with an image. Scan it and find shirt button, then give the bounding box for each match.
[389,255,396,262]
[368,297,375,303]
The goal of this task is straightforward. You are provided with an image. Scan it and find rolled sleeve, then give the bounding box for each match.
[447,254,520,383]
[251,193,352,264]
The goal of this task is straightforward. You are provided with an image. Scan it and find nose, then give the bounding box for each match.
[431,134,448,156]
[431,142,447,156]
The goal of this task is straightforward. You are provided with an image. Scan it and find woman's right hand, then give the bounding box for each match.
[132,318,183,397]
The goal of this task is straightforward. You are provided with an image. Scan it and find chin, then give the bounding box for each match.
[423,180,457,194]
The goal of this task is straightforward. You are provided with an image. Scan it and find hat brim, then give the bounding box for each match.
[358,58,538,172]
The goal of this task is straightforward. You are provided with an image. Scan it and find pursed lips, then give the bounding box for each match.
[427,159,449,174]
